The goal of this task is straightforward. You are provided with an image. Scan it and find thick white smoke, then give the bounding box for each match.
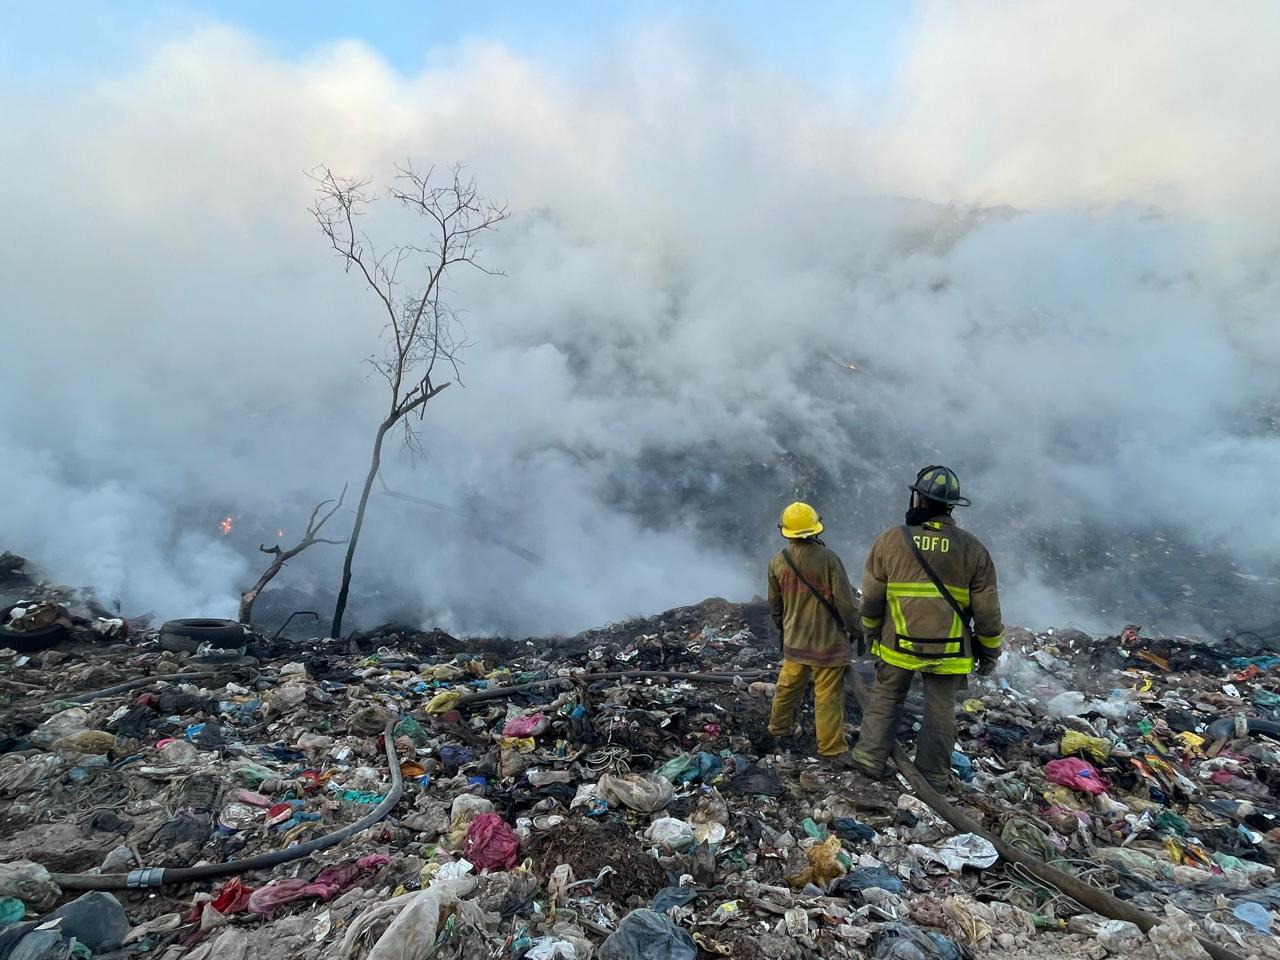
[1,5,1277,636]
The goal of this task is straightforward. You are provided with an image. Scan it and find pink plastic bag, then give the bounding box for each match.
[502,713,550,737]
[1044,757,1109,795]
[464,812,520,871]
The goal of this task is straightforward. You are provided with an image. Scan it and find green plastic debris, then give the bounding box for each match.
[1155,810,1190,836]
[339,789,385,805]
[394,716,430,746]
[1137,717,1155,735]
[801,817,829,840]
[0,897,24,926]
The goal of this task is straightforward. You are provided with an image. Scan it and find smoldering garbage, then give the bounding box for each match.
[1,596,1279,959]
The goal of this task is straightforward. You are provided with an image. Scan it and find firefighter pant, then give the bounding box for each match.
[768,660,848,757]
[851,660,964,788]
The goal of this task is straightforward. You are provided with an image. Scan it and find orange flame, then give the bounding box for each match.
[219,516,233,536]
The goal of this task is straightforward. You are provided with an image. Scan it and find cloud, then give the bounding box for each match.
[0,7,1276,637]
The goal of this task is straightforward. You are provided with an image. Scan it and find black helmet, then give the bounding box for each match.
[908,465,971,507]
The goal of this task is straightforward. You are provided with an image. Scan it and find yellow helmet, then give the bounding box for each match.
[779,501,823,539]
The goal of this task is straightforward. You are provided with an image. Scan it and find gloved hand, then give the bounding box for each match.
[976,656,999,677]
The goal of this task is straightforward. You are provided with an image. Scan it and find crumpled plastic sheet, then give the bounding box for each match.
[247,854,391,917]
[1043,757,1110,795]
[502,712,550,737]
[835,866,905,895]
[596,773,674,813]
[425,690,463,715]
[896,795,951,843]
[337,876,477,960]
[598,907,696,960]
[0,755,62,799]
[911,834,999,873]
[645,817,695,853]
[1147,905,1212,960]
[464,813,520,871]
[0,861,59,913]
[655,751,723,785]
[872,921,973,960]
[1060,731,1112,764]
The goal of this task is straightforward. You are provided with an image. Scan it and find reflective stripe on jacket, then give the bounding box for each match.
[859,516,1003,675]
[768,541,861,668]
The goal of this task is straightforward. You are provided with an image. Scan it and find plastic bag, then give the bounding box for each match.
[0,755,61,797]
[896,795,951,843]
[1231,901,1273,933]
[656,752,722,785]
[41,891,128,952]
[785,836,847,889]
[502,713,550,737]
[30,707,89,747]
[1060,731,1111,764]
[425,690,462,714]
[838,866,904,894]
[0,861,59,912]
[645,818,695,853]
[1000,818,1056,862]
[597,773,674,813]
[464,813,520,871]
[347,876,477,960]
[872,922,972,960]
[833,818,876,844]
[1043,758,1109,795]
[598,907,696,960]
[912,834,998,872]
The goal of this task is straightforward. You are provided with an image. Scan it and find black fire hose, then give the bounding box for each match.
[50,720,403,891]
[844,669,1247,960]
[1206,716,1280,741]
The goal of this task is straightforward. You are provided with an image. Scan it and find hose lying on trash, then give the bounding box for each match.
[454,668,772,707]
[843,670,1247,960]
[1205,716,1280,741]
[45,669,767,891]
[50,721,403,891]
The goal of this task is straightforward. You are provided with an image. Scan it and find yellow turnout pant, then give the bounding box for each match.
[768,659,848,756]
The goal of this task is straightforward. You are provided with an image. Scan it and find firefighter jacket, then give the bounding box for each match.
[768,540,861,668]
[859,515,1003,675]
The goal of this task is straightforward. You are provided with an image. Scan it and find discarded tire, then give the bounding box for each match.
[0,605,68,653]
[159,618,246,653]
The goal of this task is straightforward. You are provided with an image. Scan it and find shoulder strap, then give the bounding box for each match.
[782,547,847,635]
[899,525,970,636]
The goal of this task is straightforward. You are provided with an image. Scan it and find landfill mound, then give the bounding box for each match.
[1,594,1279,959]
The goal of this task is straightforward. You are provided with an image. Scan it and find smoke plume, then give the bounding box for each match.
[2,4,1277,636]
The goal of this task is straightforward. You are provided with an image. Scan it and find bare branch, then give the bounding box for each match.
[313,160,508,636]
[238,484,351,624]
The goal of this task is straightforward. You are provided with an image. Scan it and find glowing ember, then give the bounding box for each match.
[219,516,233,536]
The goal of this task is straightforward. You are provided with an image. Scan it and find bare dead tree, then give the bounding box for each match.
[309,163,509,637]
[239,485,348,625]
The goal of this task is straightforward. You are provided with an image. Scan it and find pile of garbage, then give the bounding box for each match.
[1,596,1279,960]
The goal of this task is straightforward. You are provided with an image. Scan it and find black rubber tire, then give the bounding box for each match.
[0,605,68,653]
[159,618,246,653]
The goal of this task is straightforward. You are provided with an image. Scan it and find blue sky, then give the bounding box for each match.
[0,1,913,94]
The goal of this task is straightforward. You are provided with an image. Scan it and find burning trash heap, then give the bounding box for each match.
[1,579,1280,958]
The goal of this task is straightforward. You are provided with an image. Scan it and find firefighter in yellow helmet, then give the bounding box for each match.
[766,502,862,763]
[850,466,1003,791]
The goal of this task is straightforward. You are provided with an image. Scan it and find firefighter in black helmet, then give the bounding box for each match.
[848,466,1004,791]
